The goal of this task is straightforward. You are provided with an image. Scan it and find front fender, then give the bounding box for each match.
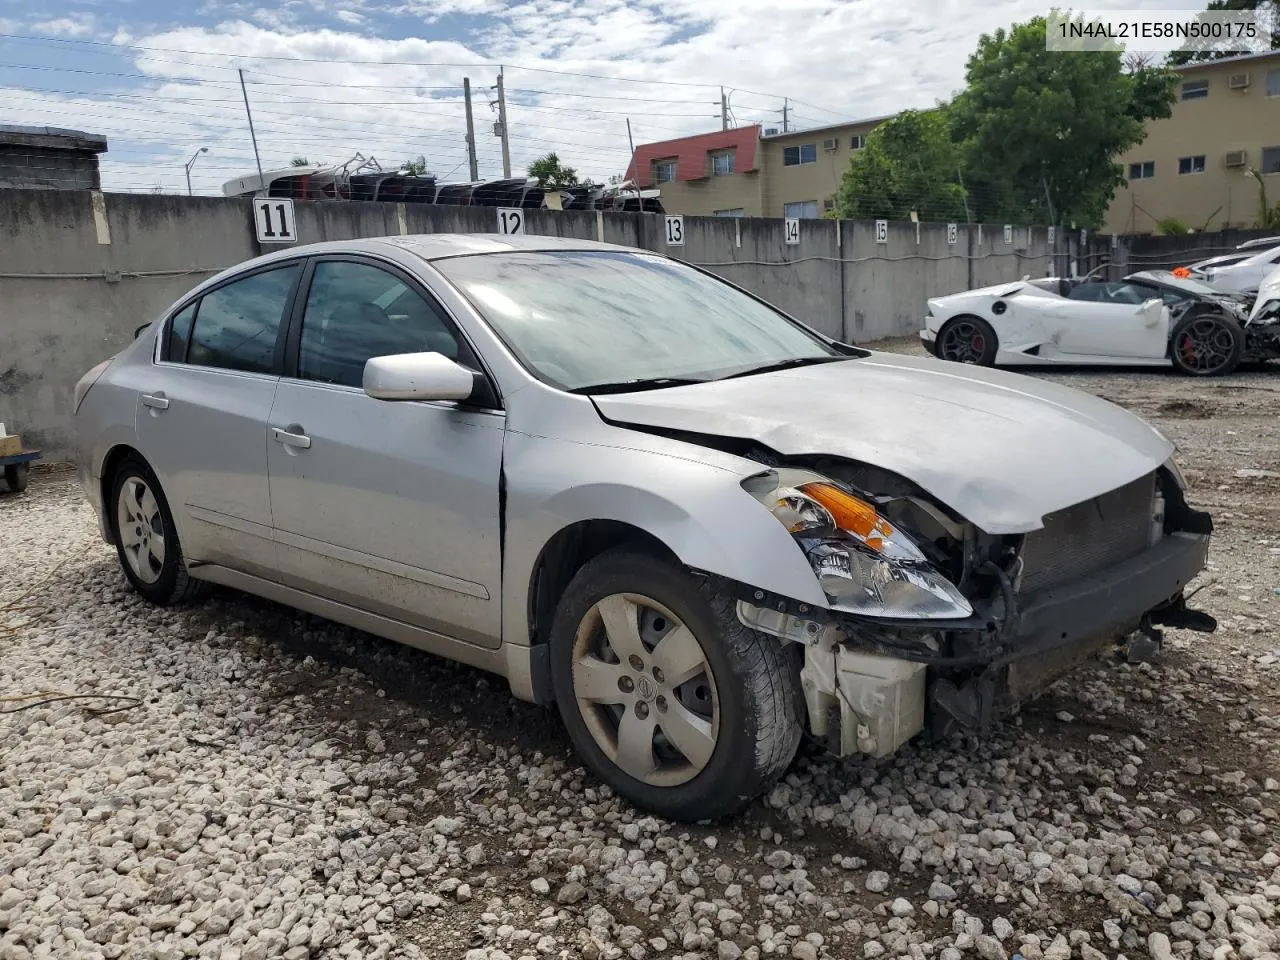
[500,431,828,652]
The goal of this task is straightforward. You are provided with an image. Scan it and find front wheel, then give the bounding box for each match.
[936,316,999,366]
[549,549,803,821]
[1170,311,1245,376]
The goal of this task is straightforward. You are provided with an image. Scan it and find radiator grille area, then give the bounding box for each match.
[1018,472,1157,594]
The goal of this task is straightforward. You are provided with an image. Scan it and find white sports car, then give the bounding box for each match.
[921,270,1277,377]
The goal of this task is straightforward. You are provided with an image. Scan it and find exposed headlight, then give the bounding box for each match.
[745,469,973,619]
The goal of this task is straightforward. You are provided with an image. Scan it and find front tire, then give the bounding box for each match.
[1170,311,1245,376]
[936,316,999,366]
[109,455,209,605]
[548,549,803,821]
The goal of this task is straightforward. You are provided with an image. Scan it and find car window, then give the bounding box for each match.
[434,250,840,391]
[166,302,197,362]
[1067,283,1106,302]
[297,260,461,388]
[187,265,299,374]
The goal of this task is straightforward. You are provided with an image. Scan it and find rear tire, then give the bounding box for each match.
[109,455,210,605]
[548,548,804,821]
[936,316,999,366]
[1169,310,1245,377]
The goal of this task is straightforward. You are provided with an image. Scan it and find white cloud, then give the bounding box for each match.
[6,0,1209,193]
[30,14,98,38]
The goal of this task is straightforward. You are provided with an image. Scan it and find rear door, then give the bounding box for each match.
[134,261,303,577]
[265,256,505,648]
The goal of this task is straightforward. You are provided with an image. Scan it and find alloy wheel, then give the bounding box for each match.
[1177,318,1237,374]
[116,476,166,584]
[938,320,987,363]
[571,593,719,787]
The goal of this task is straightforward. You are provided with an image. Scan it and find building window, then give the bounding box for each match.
[653,159,677,183]
[1128,161,1155,180]
[710,150,735,176]
[714,208,746,217]
[850,135,864,150]
[783,144,817,166]
[783,200,819,219]
[1269,69,1280,97]
[1181,79,1209,100]
[823,197,836,212]
[1263,146,1280,174]
[1178,155,1206,175]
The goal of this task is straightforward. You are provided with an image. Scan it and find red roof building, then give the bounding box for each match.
[624,125,761,187]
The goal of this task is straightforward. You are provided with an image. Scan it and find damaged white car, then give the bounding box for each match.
[923,270,1274,376]
[73,236,1215,821]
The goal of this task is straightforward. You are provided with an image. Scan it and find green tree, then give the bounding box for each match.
[831,109,969,222]
[290,156,312,167]
[401,155,430,176]
[1168,0,1279,64]
[528,152,580,189]
[950,16,1178,228]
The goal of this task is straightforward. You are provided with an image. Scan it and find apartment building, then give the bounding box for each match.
[1106,50,1280,234]
[625,115,890,218]
[631,49,1279,231]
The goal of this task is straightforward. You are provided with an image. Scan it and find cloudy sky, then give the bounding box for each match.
[0,0,1209,194]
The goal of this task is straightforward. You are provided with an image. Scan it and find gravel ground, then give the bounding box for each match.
[2,346,1278,960]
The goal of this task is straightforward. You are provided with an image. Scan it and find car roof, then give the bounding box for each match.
[249,233,648,265]
[1237,236,1280,250]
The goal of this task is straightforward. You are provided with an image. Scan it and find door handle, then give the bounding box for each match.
[140,392,169,410]
[272,426,311,450]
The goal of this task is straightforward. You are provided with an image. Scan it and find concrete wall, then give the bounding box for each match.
[0,189,1077,459]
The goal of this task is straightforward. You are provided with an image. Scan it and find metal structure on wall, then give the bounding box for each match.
[220,157,664,214]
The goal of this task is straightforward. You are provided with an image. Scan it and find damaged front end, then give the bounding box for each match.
[726,458,1216,759]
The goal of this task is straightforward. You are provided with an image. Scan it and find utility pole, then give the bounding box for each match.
[238,68,264,192]
[463,77,479,181]
[625,117,636,185]
[493,69,512,178]
[782,98,789,133]
[721,87,729,130]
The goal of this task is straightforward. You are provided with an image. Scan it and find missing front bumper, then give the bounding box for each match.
[736,531,1213,758]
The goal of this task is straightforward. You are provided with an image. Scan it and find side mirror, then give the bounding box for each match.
[363,352,476,402]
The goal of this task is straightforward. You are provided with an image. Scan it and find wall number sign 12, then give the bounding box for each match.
[497,208,524,235]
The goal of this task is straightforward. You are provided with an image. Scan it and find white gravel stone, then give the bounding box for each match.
[865,872,890,894]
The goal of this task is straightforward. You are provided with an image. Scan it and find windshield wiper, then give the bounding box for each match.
[716,355,846,381]
[568,376,709,395]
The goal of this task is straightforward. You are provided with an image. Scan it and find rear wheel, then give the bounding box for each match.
[549,549,803,821]
[1170,311,1245,377]
[936,316,999,366]
[109,455,209,605]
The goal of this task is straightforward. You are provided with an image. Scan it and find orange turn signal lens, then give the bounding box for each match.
[797,482,894,549]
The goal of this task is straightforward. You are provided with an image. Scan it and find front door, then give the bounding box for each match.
[1034,293,1168,359]
[134,262,302,577]
[266,257,505,648]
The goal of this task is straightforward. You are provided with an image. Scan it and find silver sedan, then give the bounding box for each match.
[74,235,1216,821]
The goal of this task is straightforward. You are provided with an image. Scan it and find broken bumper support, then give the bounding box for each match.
[736,530,1213,758]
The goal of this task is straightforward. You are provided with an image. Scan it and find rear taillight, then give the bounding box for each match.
[74,359,112,415]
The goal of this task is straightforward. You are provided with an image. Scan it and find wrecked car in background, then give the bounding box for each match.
[73,235,1215,822]
[924,269,1276,376]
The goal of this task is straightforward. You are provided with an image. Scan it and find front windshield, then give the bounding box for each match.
[434,250,842,391]
[1135,272,1222,298]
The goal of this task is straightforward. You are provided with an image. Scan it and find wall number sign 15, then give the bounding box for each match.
[255,199,296,244]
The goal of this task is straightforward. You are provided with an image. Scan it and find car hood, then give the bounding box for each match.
[593,353,1173,535]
